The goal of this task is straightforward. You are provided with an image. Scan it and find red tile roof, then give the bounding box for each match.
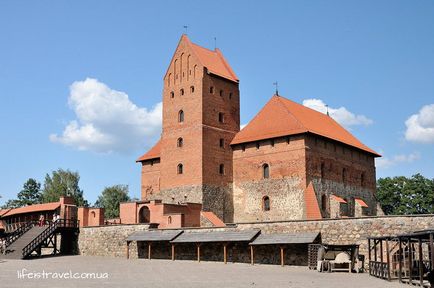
[304,183,322,220]
[355,198,369,208]
[0,209,10,217]
[332,195,347,203]
[201,211,225,227]
[1,202,60,218]
[136,139,162,162]
[231,95,380,156]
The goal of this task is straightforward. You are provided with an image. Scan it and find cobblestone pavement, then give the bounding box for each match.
[0,256,408,288]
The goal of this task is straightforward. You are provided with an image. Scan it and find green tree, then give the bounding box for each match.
[377,174,434,215]
[1,178,42,209]
[94,185,130,218]
[41,169,88,207]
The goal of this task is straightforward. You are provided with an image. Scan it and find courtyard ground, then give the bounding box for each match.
[0,255,409,288]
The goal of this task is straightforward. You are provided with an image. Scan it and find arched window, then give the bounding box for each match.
[178,110,184,122]
[190,86,194,93]
[219,138,224,148]
[180,88,184,96]
[219,164,225,175]
[91,211,96,218]
[262,196,270,211]
[210,86,214,94]
[342,168,347,183]
[219,89,223,96]
[177,164,183,174]
[361,172,365,187]
[168,73,172,87]
[263,164,270,179]
[168,216,172,224]
[177,137,183,148]
[218,112,224,123]
[321,194,327,211]
[320,162,325,179]
[170,91,174,98]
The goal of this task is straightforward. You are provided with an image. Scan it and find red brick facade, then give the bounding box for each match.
[137,35,381,224]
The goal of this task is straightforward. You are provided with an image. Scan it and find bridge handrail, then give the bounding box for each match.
[21,219,79,258]
[4,221,37,248]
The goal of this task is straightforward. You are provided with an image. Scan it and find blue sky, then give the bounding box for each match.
[1,0,433,205]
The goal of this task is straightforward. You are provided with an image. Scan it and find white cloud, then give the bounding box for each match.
[405,104,434,144]
[50,78,162,153]
[376,152,420,169]
[240,123,247,130]
[302,98,373,128]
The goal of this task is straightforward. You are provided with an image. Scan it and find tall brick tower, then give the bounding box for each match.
[155,35,239,221]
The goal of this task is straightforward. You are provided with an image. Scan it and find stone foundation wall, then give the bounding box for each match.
[78,215,434,265]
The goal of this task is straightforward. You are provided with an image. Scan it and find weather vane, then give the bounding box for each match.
[214,37,217,50]
[273,82,279,96]
[326,104,329,116]
[183,25,188,35]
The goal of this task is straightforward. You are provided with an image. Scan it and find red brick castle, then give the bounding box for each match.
[136,35,381,224]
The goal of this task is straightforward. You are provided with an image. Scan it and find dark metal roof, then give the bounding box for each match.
[250,232,319,245]
[126,230,183,242]
[171,230,260,243]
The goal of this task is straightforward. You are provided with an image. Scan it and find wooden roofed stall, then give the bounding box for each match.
[367,236,399,281]
[170,230,260,264]
[250,232,320,266]
[126,230,183,260]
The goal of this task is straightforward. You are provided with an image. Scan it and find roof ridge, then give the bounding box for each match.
[275,95,307,131]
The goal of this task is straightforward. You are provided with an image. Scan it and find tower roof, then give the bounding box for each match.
[166,35,238,83]
[136,139,161,162]
[231,95,380,156]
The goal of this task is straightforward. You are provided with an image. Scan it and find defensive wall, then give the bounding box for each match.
[78,214,434,265]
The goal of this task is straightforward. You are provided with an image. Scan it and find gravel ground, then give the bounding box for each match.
[0,256,409,288]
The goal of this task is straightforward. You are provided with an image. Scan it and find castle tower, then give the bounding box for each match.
[157,35,239,220]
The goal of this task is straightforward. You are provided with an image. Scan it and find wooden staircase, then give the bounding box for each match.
[1,219,79,259]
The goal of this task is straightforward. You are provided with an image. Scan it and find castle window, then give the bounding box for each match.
[219,89,223,97]
[229,92,232,99]
[361,172,365,187]
[168,216,172,224]
[210,86,214,94]
[178,110,184,122]
[219,138,224,148]
[321,194,327,212]
[263,164,270,179]
[190,86,194,93]
[180,88,184,96]
[321,162,325,178]
[177,164,183,174]
[170,91,175,98]
[342,168,347,183]
[262,196,270,211]
[177,137,183,148]
[219,164,225,175]
[218,112,225,123]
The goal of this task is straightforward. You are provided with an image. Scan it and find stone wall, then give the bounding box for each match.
[78,224,149,258]
[78,215,434,265]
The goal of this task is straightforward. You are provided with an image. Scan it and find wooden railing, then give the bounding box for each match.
[369,261,389,279]
[21,219,79,258]
[4,221,36,247]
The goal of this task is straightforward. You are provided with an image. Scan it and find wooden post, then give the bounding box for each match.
[171,244,175,261]
[398,239,402,283]
[280,246,285,267]
[368,238,371,274]
[385,239,391,281]
[408,240,413,284]
[380,240,383,276]
[374,240,377,262]
[197,243,201,262]
[250,245,254,265]
[430,233,434,271]
[418,238,423,287]
[148,242,152,260]
[126,241,130,259]
[223,243,227,264]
